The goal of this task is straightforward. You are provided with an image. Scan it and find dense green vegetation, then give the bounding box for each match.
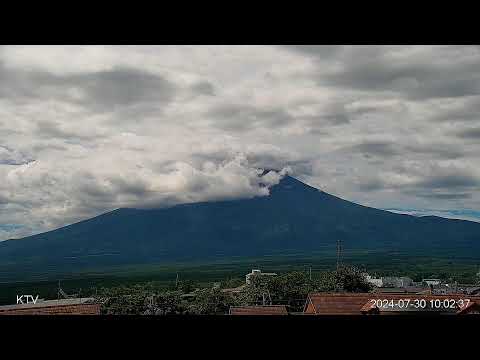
[1,253,478,306]
[92,266,373,315]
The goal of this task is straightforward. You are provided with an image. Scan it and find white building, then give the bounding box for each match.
[423,278,441,286]
[365,274,383,287]
[364,274,413,288]
[382,276,414,288]
[245,269,277,285]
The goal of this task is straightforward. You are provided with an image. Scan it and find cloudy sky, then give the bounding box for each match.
[1,45,480,240]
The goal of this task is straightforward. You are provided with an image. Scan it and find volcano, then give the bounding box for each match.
[1,174,479,278]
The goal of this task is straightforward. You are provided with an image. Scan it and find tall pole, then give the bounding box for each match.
[336,239,342,271]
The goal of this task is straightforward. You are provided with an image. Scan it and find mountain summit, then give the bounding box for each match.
[1,175,479,277]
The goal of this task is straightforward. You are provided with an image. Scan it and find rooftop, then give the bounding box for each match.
[229,305,288,315]
[305,293,480,315]
[0,298,96,312]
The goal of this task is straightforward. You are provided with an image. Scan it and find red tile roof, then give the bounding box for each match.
[457,300,480,314]
[304,293,480,315]
[229,305,288,315]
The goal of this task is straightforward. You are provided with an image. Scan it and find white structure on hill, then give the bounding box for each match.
[364,274,414,288]
[365,274,383,287]
[245,269,277,285]
[423,278,441,286]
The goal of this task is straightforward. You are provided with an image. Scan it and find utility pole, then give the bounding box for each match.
[336,239,343,271]
[309,265,312,281]
[175,273,179,288]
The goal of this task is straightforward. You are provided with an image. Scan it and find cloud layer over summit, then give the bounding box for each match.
[1,45,480,239]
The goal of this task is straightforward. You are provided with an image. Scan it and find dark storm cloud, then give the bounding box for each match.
[68,68,176,110]
[107,176,150,197]
[354,163,480,196]
[324,62,480,99]
[191,81,215,96]
[319,62,480,100]
[313,101,351,125]
[340,141,464,161]
[303,99,407,131]
[415,173,480,189]
[286,46,480,100]
[325,48,480,99]
[357,178,386,192]
[430,97,480,123]
[456,128,480,139]
[0,63,177,111]
[0,194,10,204]
[348,142,400,158]
[35,121,103,142]
[0,61,41,99]
[207,104,293,131]
[404,144,465,160]
[413,192,472,200]
[434,97,480,123]
[73,172,151,205]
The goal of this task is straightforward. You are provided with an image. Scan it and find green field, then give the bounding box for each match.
[1,250,479,306]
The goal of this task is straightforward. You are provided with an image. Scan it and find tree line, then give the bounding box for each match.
[94,265,373,315]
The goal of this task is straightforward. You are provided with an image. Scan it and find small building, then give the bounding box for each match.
[229,305,288,315]
[0,298,100,315]
[364,274,413,288]
[365,274,383,287]
[423,278,442,286]
[245,269,277,285]
[382,276,414,288]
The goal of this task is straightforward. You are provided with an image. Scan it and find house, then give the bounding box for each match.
[303,293,480,315]
[245,269,277,285]
[0,298,100,315]
[229,305,288,315]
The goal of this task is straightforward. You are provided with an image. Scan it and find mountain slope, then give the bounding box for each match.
[1,175,479,274]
